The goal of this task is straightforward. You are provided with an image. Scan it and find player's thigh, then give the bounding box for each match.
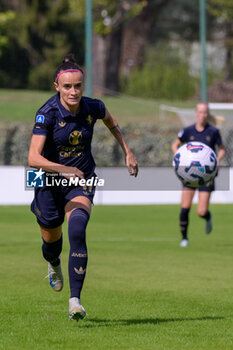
[65,196,92,222]
[181,187,195,208]
[40,225,63,242]
[197,191,211,216]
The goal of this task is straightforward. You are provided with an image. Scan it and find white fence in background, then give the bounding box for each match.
[0,166,233,205]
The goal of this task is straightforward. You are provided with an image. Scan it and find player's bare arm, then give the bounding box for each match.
[217,144,226,170]
[217,145,226,165]
[102,108,138,177]
[28,134,84,179]
[171,138,181,154]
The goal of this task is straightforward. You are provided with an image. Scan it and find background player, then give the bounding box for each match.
[171,102,226,247]
[28,54,138,321]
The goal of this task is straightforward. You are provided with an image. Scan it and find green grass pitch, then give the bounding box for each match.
[0,89,195,125]
[0,204,232,350]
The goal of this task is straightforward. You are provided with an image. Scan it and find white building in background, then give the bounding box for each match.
[189,41,226,76]
[170,40,226,77]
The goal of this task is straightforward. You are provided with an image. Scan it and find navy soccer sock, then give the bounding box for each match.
[179,208,190,240]
[200,210,211,221]
[68,208,89,299]
[42,235,62,267]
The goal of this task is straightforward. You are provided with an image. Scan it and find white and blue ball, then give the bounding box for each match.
[173,142,218,188]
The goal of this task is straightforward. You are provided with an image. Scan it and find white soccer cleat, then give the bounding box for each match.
[69,297,86,321]
[180,239,189,247]
[205,214,213,234]
[47,261,63,292]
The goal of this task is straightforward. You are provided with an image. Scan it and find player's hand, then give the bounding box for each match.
[125,152,138,177]
[60,166,84,180]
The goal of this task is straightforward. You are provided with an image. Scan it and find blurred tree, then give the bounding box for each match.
[122,43,197,99]
[93,0,173,95]
[208,0,233,81]
[0,0,85,89]
[93,0,148,94]
[121,0,172,81]
[0,10,15,57]
[70,0,148,94]
[150,0,201,41]
[0,0,230,94]
[84,0,208,95]
[0,1,29,88]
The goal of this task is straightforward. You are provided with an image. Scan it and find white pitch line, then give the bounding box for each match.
[89,237,177,242]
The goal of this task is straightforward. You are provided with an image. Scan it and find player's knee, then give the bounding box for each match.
[197,208,208,217]
[68,208,89,247]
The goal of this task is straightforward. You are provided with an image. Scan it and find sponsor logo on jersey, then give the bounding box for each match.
[36,115,45,123]
[58,121,66,127]
[69,130,82,145]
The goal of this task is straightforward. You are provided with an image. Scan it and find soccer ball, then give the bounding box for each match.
[173,142,218,187]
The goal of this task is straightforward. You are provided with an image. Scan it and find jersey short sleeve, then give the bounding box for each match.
[177,128,185,142]
[32,113,55,136]
[93,99,106,119]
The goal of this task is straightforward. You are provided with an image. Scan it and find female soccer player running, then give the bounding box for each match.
[171,102,226,247]
[28,54,138,321]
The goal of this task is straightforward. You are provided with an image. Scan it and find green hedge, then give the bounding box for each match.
[121,61,196,100]
[0,123,178,167]
[0,123,231,167]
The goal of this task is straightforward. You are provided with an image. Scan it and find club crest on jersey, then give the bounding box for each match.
[36,115,45,123]
[58,121,66,127]
[186,143,204,153]
[69,130,82,145]
[86,115,93,125]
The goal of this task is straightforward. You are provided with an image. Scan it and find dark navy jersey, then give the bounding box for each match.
[178,124,223,152]
[32,93,106,178]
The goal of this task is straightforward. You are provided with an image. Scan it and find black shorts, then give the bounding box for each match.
[183,179,215,193]
[31,183,95,229]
